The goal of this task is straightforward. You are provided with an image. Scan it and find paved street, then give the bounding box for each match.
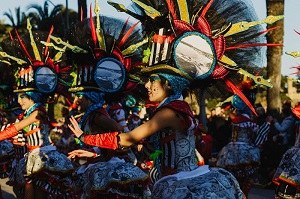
[248,187,275,199]
[0,177,276,199]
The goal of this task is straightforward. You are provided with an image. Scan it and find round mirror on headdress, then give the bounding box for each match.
[94,58,126,93]
[172,32,217,80]
[35,67,58,93]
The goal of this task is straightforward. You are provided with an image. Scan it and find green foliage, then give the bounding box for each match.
[206,98,221,110]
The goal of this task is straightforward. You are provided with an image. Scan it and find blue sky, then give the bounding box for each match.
[0,0,300,76]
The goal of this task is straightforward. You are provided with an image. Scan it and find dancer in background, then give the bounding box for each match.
[65,5,150,197]
[0,20,75,199]
[69,69,246,198]
[216,91,260,195]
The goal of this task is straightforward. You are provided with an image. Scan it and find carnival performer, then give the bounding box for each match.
[65,6,150,197]
[107,0,280,194]
[67,91,130,198]
[272,104,300,198]
[0,19,75,199]
[69,68,247,199]
[216,91,261,195]
[67,0,283,197]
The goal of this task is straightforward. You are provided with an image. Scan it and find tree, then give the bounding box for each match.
[3,7,27,28]
[266,0,284,113]
[27,1,64,31]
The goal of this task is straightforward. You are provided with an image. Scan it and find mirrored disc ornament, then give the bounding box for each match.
[94,58,126,93]
[173,31,217,80]
[35,67,58,93]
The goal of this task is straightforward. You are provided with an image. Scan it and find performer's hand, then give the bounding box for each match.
[137,144,143,152]
[68,149,99,159]
[68,116,84,138]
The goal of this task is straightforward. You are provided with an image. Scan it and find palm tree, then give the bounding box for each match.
[27,1,64,31]
[3,7,27,28]
[266,0,284,113]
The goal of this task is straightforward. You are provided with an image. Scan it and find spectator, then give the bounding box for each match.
[272,101,296,150]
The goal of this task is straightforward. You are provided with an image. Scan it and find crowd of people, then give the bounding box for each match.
[206,100,300,196]
[0,0,298,198]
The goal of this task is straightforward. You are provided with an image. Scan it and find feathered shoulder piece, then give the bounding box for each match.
[0,19,73,96]
[108,0,283,115]
[62,1,148,94]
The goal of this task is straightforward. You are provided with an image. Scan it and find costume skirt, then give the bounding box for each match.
[152,165,245,199]
[216,141,260,178]
[273,147,300,198]
[73,157,149,199]
[13,145,75,198]
[0,140,14,178]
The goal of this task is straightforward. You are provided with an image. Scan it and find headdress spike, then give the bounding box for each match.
[94,0,106,50]
[27,18,41,61]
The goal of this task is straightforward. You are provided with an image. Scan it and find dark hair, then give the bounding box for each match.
[282,102,292,116]
[159,75,173,96]
[19,93,31,100]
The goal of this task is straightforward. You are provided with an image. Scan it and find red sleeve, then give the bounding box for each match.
[83,131,119,150]
[0,125,18,141]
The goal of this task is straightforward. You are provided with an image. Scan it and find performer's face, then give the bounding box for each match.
[145,74,168,103]
[17,93,34,110]
[73,95,89,112]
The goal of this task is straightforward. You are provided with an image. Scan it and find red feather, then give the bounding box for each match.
[195,17,211,36]
[201,0,213,18]
[290,66,300,69]
[211,64,229,79]
[118,20,140,48]
[80,6,83,22]
[165,0,177,20]
[213,36,225,58]
[173,20,194,35]
[257,26,280,36]
[226,43,283,50]
[44,25,54,58]
[8,31,13,40]
[15,30,33,61]
[224,79,257,116]
[89,4,97,47]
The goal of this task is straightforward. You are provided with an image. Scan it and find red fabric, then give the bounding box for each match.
[157,100,194,130]
[83,131,119,150]
[160,100,194,118]
[98,107,110,118]
[231,114,251,124]
[292,105,300,119]
[109,103,123,111]
[0,125,18,141]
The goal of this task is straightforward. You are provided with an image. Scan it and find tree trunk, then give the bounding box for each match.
[78,0,87,21]
[266,0,284,114]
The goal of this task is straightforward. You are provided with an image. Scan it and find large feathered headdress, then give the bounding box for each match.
[64,2,147,95]
[108,0,283,115]
[0,19,73,98]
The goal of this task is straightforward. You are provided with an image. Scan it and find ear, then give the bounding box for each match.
[163,81,173,96]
